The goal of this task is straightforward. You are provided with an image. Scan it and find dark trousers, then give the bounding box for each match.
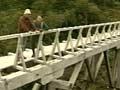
[31,35,39,56]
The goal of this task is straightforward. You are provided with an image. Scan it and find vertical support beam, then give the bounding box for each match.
[64,30,74,52]
[85,59,94,82]
[32,83,48,90]
[117,24,120,35]
[112,48,118,86]
[32,83,41,90]
[75,28,84,48]
[113,24,117,38]
[90,56,96,80]
[0,70,2,80]
[94,53,104,80]
[83,57,92,81]
[115,24,119,36]
[112,48,120,89]
[48,30,62,60]
[85,27,93,45]
[101,25,107,42]
[93,26,100,43]
[50,30,62,57]
[83,53,104,82]
[107,24,113,40]
[35,32,46,61]
[104,51,113,87]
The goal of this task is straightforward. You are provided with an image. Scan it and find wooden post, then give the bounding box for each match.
[83,57,93,81]
[104,51,113,88]
[32,83,41,90]
[112,48,118,87]
[35,32,46,61]
[112,48,120,89]
[85,59,94,82]
[93,53,104,80]
[32,83,48,90]
[0,69,1,76]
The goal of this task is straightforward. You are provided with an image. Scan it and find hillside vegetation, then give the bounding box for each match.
[0,1,120,90]
[0,0,120,55]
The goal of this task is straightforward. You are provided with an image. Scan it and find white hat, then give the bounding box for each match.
[24,9,31,14]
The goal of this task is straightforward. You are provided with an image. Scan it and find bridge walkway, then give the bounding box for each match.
[0,21,120,90]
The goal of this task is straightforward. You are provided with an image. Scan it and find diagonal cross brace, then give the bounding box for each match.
[48,61,84,90]
[35,32,46,62]
[48,30,62,60]
[14,34,27,71]
[64,30,74,52]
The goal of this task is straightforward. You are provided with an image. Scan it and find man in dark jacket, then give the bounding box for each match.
[18,9,36,33]
[18,9,36,52]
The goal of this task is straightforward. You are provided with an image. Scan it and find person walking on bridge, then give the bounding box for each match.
[31,15,49,57]
[18,9,37,51]
[18,9,36,33]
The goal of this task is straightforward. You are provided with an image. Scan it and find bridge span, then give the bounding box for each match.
[0,21,120,90]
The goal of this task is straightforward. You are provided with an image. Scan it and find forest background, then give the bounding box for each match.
[0,0,120,55]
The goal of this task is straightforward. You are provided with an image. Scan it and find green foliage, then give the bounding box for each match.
[0,1,120,90]
[0,0,120,56]
[89,0,115,7]
[45,11,65,28]
[87,3,108,23]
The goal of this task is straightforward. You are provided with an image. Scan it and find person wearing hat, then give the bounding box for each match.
[18,9,36,33]
[31,16,49,57]
[18,9,37,56]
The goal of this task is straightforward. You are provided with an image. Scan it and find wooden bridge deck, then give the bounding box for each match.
[0,34,120,90]
[0,22,120,90]
[0,33,116,70]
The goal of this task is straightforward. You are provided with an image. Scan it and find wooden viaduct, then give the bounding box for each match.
[0,21,120,90]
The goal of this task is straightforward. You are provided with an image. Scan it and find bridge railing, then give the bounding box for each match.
[0,21,120,71]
